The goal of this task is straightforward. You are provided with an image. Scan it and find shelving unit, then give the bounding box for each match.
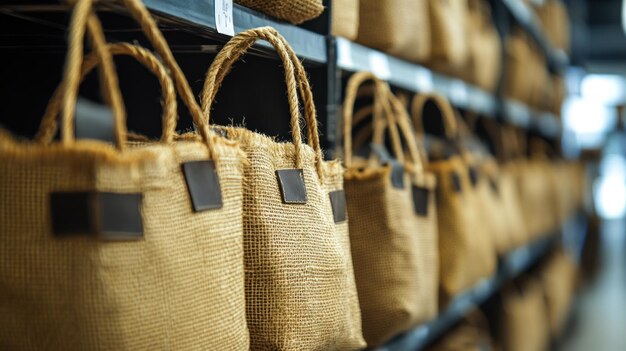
[0,0,565,144]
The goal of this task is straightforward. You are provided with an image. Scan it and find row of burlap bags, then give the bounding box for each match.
[496,127,586,241]
[503,29,566,115]
[353,0,502,92]
[496,250,577,351]
[532,0,570,54]
[0,1,370,350]
[340,76,526,347]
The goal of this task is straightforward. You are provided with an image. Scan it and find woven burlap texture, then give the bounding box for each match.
[331,0,359,40]
[201,27,365,350]
[341,73,438,347]
[235,0,323,24]
[356,0,430,63]
[0,2,248,349]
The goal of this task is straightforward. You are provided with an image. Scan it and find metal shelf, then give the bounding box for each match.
[499,0,569,73]
[336,38,561,138]
[336,37,499,117]
[142,0,327,63]
[376,234,558,351]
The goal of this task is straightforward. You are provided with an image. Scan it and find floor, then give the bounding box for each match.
[557,218,626,351]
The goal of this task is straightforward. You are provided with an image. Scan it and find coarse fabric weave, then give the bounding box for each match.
[331,0,359,40]
[235,0,324,24]
[427,0,468,68]
[356,0,430,63]
[0,2,248,349]
[412,94,496,301]
[201,27,365,350]
[341,73,438,347]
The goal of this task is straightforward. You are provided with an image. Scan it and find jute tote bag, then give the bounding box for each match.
[331,0,360,40]
[341,73,438,347]
[503,30,534,104]
[426,0,469,68]
[235,0,323,24]
[501,281,550,351]
[412,94,496,302]
[0,3,248,349]
[465,0,501,92]
[541,249,577,338]
[356,0,430,63]
[201,27,365,350]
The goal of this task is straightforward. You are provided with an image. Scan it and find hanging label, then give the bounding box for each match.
[336,38,354,69]
[368,51,391,79]
[215,0,235,36]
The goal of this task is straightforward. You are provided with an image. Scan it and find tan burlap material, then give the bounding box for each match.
[541,249,577,338]
[501,280,550,351]
[331,0,360,40]
[340,73,438,347]
[426,310,495,351]
[235,0,323,24]
[356,0,430,63]
[426,0,468,68]
[0,2,248,349]
[503,30,534,104]
[412,94,496,302]
[464,0,501,92]
[201,27,364,350]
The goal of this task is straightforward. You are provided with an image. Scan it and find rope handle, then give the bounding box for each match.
[59,1,126,148]
[341,72,404,168]
[36,42,177,145]
[201,27,324,177]
[411,93,459,140]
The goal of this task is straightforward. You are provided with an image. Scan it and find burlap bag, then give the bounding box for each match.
[536,0,570,53]
[412,94,496,302]
[503,30,534,104]
[426,310,496,351]
[340,73,438,347]
[235,0,323,24]
[501,280,550,351]
[465,0,501,92]
[426,0,469,68]
[0,2,248,349]
[201,27,365,350]
[331,0,359,40]
[540,249,577,338]
[356,0,430,63]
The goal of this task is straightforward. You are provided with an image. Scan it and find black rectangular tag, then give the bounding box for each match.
[329,190,347,223]
[97,193,143,240]
[412,186,430,216]
[182,160,223,212]
[370,143,405,189]
[451,172,462,193]
[276,169,307,204]
[50,191,143,240]
[468,166,479,187]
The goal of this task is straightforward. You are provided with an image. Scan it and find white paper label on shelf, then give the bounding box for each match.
[368,51,391,79]
[415,67,433,92]
[336,38,354,69]
[215,0,235,36]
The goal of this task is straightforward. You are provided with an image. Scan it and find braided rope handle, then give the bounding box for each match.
[201,27,324,177]
[411,93,460,140]
[341,72,404,168]
[36,42,177,144]
[59,0,127,148]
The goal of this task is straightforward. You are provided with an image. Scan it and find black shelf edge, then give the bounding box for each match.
[376,234,559,351]
[142,0,327,63]
[499,0,569,73]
